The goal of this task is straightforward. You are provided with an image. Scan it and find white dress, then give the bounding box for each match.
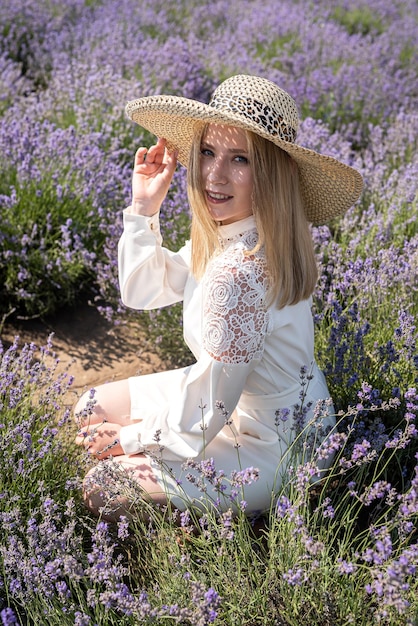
[117,211,335,513]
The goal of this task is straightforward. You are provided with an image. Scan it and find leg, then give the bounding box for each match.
[83,454,167,522]
[74,379,133,428]
[75,381,168,520]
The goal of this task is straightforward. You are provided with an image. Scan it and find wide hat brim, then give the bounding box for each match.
[125,94,363,224]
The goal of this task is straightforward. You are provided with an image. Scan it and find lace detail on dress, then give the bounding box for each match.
[218,227,259,250]
[202,234,271,364]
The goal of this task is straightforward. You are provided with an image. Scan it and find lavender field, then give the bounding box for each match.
[0,0,417,624]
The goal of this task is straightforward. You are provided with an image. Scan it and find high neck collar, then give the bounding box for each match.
[217,215,257,240]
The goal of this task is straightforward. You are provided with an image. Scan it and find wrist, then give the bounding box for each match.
[128,198,160,217]
[119,423,145,455]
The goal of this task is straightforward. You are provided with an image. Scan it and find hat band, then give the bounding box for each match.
[208,94,297,143]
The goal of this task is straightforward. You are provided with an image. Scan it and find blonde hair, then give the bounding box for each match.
[187,125,318,308]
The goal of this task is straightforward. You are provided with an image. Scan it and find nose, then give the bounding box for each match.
[206,156,228,185]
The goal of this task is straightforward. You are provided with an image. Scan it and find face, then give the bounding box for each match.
[200,124,254,225]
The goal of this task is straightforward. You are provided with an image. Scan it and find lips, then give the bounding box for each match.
[206,191,232,203]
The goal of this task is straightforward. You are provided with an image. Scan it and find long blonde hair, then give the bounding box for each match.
[187,125,318,308]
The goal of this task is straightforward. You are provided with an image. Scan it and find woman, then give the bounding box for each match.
[75,75,363,519]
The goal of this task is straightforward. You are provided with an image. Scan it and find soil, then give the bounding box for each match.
[1,304,167,392]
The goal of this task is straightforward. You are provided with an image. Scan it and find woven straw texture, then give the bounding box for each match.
[126,75,363,224]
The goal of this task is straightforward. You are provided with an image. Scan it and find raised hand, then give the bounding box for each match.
[130,137,178,216]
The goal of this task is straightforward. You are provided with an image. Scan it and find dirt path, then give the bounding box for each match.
[1,304,166,392]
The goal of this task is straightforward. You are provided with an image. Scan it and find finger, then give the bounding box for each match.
[145,138,166,164]
[75,434,91,448]
[134,147,148,166]
[164,148,178,177]
[75,426,97,448]
[94,439,122,459]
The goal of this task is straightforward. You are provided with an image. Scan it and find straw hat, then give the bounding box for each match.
[126,74,363,224]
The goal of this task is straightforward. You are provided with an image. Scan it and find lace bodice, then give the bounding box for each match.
[202,227,272,364]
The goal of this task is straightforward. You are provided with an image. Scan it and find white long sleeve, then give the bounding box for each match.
[118,210,191,310]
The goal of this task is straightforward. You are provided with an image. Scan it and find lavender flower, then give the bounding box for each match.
[0,608,18,626]
[282,567,308,586]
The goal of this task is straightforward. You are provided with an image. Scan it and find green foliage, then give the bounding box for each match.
[255,33,302,69]
[0,338,83,520]
[331,6,384,36]
[0,176,107,318]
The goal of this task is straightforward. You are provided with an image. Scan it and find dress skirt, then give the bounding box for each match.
[128,366,335,514]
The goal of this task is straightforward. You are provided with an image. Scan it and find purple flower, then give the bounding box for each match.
[282,567,307,586]
[339,439,378,470]
[73,612,91,626]
[219,509,234,540]
[365,543,418,618]
[337,559,357,575]
[117,516,130,541]
[276,495,294,519]
[0,608,18,626]
[362,527,393,566]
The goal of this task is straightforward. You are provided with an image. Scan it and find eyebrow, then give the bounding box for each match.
[201,141,249,154]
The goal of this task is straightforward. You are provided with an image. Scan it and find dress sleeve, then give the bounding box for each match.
[119,250,272,460]
[118,209,191,310]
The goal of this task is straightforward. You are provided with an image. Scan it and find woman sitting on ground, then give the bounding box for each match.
[75,74,363,520]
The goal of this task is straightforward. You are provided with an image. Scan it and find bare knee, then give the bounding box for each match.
[74,384,115,429]
[82,457,167,522]
[74,379,132,428]
[74,388,97,423]
[82,466,134,522]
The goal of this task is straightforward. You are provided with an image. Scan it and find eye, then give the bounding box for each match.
[200,147,214,157]
[234,155,249,164]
